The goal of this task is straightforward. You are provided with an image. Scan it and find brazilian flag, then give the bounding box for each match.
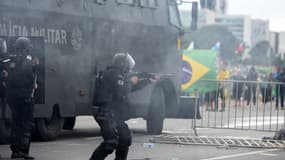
[182,50,219,93]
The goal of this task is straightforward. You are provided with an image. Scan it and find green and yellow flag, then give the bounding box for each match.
[182,50,219,93]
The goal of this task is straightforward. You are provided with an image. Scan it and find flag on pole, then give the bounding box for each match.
[182,50,219,93]
[211,41,221,51]
[187,42,195,50]
[235,43,244,54]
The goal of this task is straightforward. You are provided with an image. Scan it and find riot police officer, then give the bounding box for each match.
[90,53,155,160]
[0,38,8,119]
[8,37,37,159]
[0,69,8,119]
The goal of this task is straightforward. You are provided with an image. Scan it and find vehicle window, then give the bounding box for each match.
[168,0,182,27]
[140,0,158,8]
[95,0,106,5]
[117,0,138,5]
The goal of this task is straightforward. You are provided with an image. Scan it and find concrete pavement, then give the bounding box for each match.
[0,117,284,160]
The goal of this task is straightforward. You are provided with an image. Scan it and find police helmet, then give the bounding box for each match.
[112,52,135,72]
[15,37,32,55]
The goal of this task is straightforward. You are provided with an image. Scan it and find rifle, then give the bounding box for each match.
[128,72,174,80]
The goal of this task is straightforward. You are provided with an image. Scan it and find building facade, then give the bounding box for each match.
[270,32,279,54]
[215,15,252,46]
[251,19,270,46]
[198,9,216,28]
[180,8,217,29]
[200,0,228,14]
[180,0,228,29]
[278,32,285,55]
[270,32,285,55]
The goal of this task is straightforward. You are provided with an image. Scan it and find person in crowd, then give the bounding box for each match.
[260,73,273,104]
[231,70,244,107]
[274,67,285,110]
[205,91,215,111]
[216,62,230,112]
[245,66,258,106]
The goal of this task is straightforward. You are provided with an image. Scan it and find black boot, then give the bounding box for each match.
[115,148,129,160]
[11,152,34,159]
[22,154,34,160]
[11,152,24,159]
[89,148,108,160]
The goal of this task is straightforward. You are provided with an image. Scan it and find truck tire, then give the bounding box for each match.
[0,119,12,144]
[146,87,165,135]
[34,108,63,141]
[63,117,76,130]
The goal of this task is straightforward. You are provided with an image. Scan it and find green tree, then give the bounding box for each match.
[248,41,273,66]
[182,25,240,61]
[272,54,285,68]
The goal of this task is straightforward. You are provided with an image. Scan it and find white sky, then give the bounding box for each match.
[228,0,285,31]
[180,0,285,32]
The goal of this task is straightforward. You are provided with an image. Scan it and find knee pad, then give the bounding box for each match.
[102,139,118,154]
[119,135,132,147]
[10,134,18,146]
[18,133,31,149]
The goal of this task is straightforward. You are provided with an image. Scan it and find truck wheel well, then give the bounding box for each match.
[33,104,64,141]
[52,104,62,118]
[158,79,178,116]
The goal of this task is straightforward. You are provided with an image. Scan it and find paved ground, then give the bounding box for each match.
[197,100,285,132]
[0,117,284,160]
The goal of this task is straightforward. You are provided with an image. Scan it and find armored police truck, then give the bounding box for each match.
[0,0,199,143]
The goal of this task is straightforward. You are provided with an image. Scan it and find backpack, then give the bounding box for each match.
[93,70,105,106]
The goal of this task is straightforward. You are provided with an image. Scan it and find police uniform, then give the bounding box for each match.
[0,66,8,119]
[0,38,8,118]
[90,53,150,160]
[8,37,36,159]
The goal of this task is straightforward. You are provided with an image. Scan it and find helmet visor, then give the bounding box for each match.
[126,53,135,70]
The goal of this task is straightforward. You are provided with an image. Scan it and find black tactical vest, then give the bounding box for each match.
[7,56,35,101]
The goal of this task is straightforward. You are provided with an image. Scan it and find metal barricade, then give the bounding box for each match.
[193,79,285,132]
